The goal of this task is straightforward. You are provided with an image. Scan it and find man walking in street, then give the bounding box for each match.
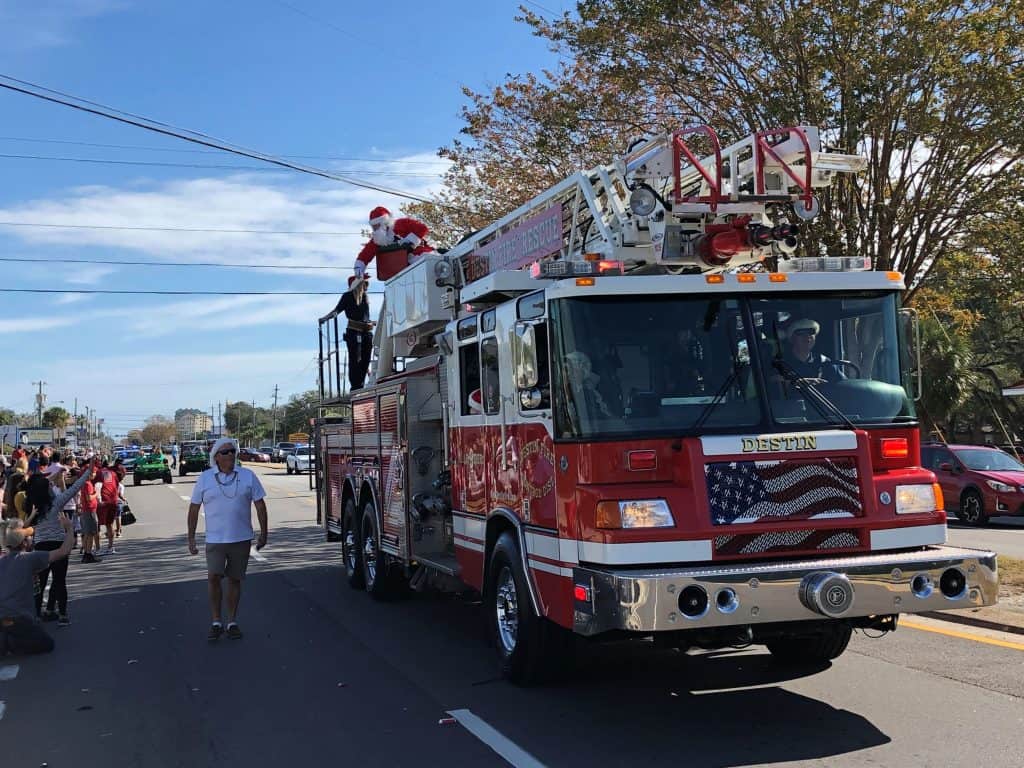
[187,437,268,641]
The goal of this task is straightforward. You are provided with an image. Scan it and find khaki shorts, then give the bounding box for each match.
[79,510,98,535]
[205,541,252,580]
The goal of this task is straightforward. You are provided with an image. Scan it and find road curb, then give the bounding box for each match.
[921,610,1024,637]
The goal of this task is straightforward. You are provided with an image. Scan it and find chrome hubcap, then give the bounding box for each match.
[495,566,519,653]
[344,523,357,571]
[363,527,377,583]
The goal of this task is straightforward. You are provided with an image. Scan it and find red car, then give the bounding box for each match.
[921,443,1024,525]
[238,447,270,463]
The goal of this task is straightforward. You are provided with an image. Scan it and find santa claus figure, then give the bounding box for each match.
[354,206,434,278]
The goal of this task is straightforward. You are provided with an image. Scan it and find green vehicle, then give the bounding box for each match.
[133,452,173,485]
[178,440,209,476]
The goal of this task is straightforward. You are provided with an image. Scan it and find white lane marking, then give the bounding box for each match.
[446,709,546,768]
[179,495,191,502]
[0,665,19,681]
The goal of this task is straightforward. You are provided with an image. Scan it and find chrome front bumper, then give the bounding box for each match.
[573,546,998,636]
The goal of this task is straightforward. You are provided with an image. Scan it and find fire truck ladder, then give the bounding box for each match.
[441,124,866,280]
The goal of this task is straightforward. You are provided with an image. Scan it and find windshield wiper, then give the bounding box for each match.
[772,357,858,431]
[691,368,739,432]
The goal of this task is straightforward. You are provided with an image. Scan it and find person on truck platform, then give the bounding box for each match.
[352,206,434,279]
[324,275,375,391]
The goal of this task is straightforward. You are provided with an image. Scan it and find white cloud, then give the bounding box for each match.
[0,0,125,50]
[0,156,450,277]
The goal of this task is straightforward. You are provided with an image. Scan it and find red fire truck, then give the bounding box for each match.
[314,125,998,684]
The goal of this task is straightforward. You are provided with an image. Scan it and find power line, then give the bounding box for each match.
[0,255,347,270]
[0,74,459,208]
[0,152,443,177]
[0,288,384,296]
[0,135,448,165]
[0,220,360,235]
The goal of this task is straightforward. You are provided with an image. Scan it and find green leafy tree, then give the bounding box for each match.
[42,406,71,430]
[0,407,17,425]
[412,0,1024,294]
[141,416,177,447]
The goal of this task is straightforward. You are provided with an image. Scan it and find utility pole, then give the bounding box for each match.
[33,381,47,426]
[211,404,216,438]
[218,401,223,437]
[252,400,257,443]
[271,385,279,446]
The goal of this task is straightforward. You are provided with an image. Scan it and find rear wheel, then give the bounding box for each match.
[286,464,293,475]
[133,474,141,486]
[342,498,364,589]
[360,502,392,599]
[959,489,989,526]
[488,531,570,685]
[163,472,172,484]
[767,622,852,664]
[179,466,186,477]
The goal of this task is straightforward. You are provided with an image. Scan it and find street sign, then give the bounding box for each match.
[19,428,56,446]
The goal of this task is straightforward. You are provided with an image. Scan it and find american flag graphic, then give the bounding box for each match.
[714,528,861,557]
[705,458,862,525]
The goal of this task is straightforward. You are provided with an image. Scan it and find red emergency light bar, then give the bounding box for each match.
[530,259,624,279]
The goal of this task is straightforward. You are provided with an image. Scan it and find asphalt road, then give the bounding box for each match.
[3,464,1023,768]
[947,514,1024,560]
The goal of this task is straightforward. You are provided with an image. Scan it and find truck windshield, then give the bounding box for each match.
[750,292,915,428]
[549,290,914,440]
[550,295,762,438]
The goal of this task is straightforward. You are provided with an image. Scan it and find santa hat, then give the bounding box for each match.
[369,206,392,226]
[393,217,429,248]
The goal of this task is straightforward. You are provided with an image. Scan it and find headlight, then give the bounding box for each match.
[895,484,939,515]
[985,480,1014,493]
[596,499,675,529]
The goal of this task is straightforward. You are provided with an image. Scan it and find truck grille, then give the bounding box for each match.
[704,458,862,525]
[714,528,861,556]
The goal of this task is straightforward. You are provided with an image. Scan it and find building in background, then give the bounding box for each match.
[175,408,213,441]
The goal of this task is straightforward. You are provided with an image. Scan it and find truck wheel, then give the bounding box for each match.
[179,466,186,477]
[163,472,172,484]
[286,464,293,475]
[766,622,853,664]
[133,474,141,486]
[959,489,989,526]
[488,531,569,685]
[342,498,364,589]
[360,502,392,599]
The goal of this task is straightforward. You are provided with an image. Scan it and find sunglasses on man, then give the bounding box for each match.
[217,448,236,456]
[791,328,817,337]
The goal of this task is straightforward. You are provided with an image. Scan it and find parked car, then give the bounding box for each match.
[272,442,296,463]
[239,447,270,463]
[285,446,314,474]
[921,442,1024,525]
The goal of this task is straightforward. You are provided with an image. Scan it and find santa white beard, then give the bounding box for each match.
[371,226,393,246]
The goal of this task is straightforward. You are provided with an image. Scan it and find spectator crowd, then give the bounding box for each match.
[1,444,132,655]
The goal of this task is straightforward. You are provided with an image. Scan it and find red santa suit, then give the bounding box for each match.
[354,206,434,277]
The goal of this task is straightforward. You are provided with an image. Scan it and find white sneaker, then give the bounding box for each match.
[105,547,117,555]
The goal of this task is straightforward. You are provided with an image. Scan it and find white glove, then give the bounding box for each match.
[399,232,422,248]
[353,261,366,278]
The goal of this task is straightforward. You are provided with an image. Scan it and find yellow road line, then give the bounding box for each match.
[901,620,1024,652]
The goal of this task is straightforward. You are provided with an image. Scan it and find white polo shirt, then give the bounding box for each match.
[190,467,266,544]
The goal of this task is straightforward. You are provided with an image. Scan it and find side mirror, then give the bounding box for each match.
[898,308,921,401]
[513,322,539,389]
[939,461,954,473]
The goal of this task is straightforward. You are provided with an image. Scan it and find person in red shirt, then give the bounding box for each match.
[77,468,101,563]
[94,459,120,556]
[353,206,434,279]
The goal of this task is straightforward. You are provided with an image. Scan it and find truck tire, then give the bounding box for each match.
[360,502,392,599]
[959,489,989,526]
[342,498,364,589]
[286,464,293,475]
[133,473,141,486]
[179,466,186,477]
[766,622,853,664]
[487,531,570,685]
[163,472,172,484]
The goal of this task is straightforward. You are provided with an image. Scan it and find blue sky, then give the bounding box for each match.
[0,0,571,437]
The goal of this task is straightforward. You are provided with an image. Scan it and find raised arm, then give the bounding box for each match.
[50,467,93,513]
